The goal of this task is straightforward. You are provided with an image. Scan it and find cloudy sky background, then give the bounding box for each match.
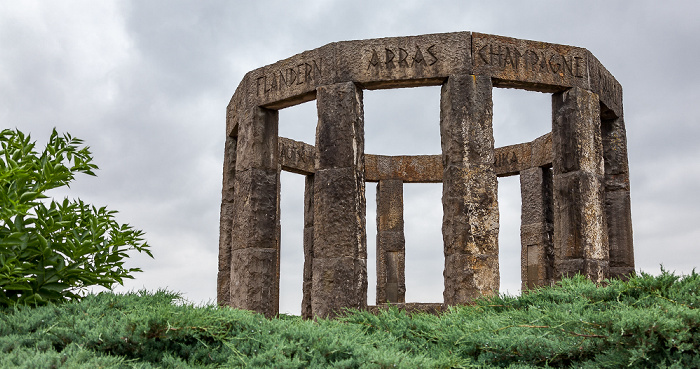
[2,1,699,314]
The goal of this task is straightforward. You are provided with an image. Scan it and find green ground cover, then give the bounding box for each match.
[1,270,698,368]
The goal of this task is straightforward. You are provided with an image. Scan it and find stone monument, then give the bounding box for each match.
[218,32,634,319]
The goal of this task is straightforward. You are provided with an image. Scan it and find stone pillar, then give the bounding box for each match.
[552,87,609,282]
[520,167,554,290]
[440,75,499,305]
[376,179,406,304]
[217,135,236,306]
[229,106,280,318]
[301,175,314,319]
[602,116,634,279]
[312,82,367,318]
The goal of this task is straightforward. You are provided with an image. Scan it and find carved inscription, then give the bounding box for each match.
[475,42,584,78]
[367,45,438,70]
[495,150,518,168]
[256,59,323,96]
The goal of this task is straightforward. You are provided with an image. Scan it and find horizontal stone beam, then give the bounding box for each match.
[278,133,552,181]
[228,32,623,137]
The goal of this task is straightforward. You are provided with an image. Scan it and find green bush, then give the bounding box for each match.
[1,271,699,368]
[0,128,152,307]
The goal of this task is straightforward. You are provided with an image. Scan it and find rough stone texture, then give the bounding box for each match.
[587,52,623,119]
[601,116,634,279]
[217,135,237,306]
[228,104,280,316]
[311,257,367,318]
[301,175,314,319]
[552,88,609,282]
[336,32,472,90]
[472,33,588,93]
[365,155,443,183]
[440,74,499,304]
[230,248,278,318]
[519,167,554,290]
[376,179,405,304]
[279,137,316,175]
[312,82,367,318]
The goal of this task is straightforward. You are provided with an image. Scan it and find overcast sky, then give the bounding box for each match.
[2,1,699,314]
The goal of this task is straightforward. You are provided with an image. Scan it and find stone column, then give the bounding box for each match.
[301,175,314,319]
[552,87,609,282]
[376,179,406,304]
[602,116,634,279]
[519,167,554,290]
[217,135,236,306]
[229,106,280,318]
[440,75,499,305]
[312,82,367,318]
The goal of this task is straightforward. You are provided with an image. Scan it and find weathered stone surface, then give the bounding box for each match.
[221,136,238,203]
[231,168,279,251]
[440,75,495,167]
[244,45,336,110]
[235,106,279,172]
[376,179,405,304]
[555,259,609,282]
[376,180,404,231]
[606,190,634,273]
[551,87,610,282]
[473,33,588,92]
[520,167,554,290]
[311,257,367,318]
[279,137,315,175]
[440,74,499,302]
[313,168,365,259]
[530,133,553,170]
[587,52,623,119]
[336,32,471,89]
[230,248,278,318]
[302,176,314,320]
[444,253,499,305]
[553,171,609,262]
[315,82,365,170]
[217,201,235,306]
[552,88,603,175]
[365,155,443,183]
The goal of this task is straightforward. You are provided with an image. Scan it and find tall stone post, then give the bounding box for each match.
[602,116,634,279]
[312,82,367,318]
[217,135,236,306]
[376,179,406,304]
[301,175,314,319]
[229,106,280,318]
[440,75,499,305]
[519,167,554,290]
[552,87,609,282]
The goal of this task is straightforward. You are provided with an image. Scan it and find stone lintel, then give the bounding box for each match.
[587,52,623,119]
[473,33,589,93]
[336,32,472,89]
[365,155,443,183]
[279,137,316,175]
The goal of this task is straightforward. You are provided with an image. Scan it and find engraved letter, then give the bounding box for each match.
[548,54,562,74]
[478,44,490,65]
[412,46,426,67]
[427,44,438,65]
[304,62,313,83]
[562,55,574,76]
[296,63,305,85]
[398,47,409,67]
[385,48,396,69]
[574,56,584,78]
[368,49,380,70]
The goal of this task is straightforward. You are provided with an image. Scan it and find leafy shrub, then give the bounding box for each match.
[1,271,699,368]
[0,128,152,306]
